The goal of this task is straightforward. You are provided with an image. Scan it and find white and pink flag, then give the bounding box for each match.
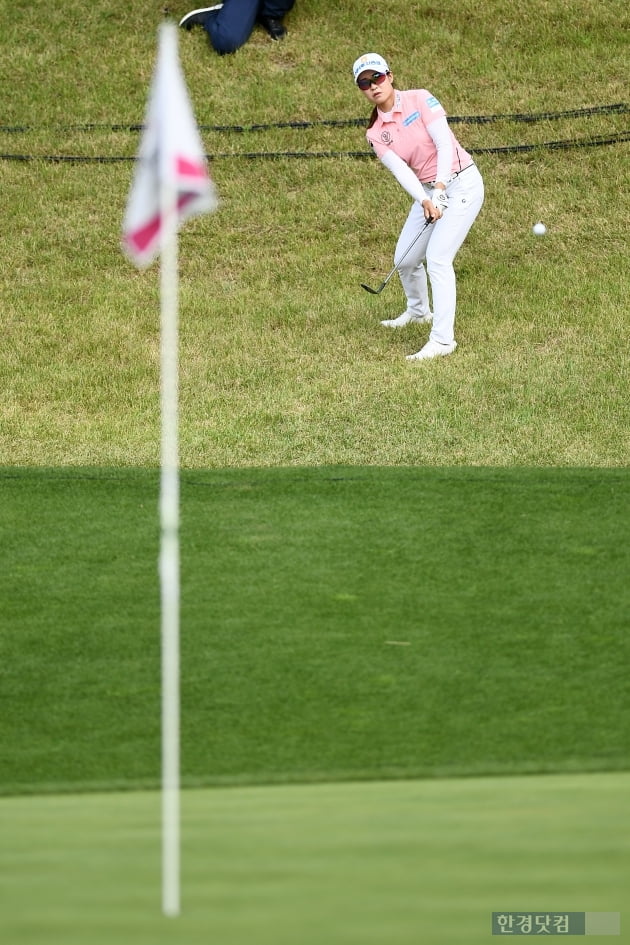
[122,22,217,267]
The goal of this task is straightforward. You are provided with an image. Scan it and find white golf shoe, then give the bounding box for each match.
[406,340,457,361]
[380,311,433,328]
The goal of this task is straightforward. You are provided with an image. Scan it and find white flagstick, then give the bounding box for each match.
[122,21,216,914]
[160,180,180,917]
[158,35,181,911]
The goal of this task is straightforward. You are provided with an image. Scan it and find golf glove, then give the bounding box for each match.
[431,188,449,213]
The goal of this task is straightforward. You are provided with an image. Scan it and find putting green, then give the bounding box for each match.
[1,772,627,945]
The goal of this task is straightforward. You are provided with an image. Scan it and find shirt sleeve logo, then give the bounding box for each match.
[403,111,420,126]
[381,131,393,144]
[425,96,441,111]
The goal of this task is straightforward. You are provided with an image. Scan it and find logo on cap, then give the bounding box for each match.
[352,53,389,81]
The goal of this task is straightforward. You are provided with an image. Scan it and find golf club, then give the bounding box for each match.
[360,217,434,294]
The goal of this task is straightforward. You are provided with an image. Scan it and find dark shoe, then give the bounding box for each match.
[179,5,223,30]
[258,15,287,40]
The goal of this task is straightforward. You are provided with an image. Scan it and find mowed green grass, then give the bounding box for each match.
[1,773,628,945]
[2,466,628,794]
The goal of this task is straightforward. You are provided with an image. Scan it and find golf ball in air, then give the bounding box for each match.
[532,222,547,236]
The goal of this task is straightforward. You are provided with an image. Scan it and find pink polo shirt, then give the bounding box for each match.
[366,89,473,184]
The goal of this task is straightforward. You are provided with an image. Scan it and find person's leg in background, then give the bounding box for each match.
[257,0,295,39]
[180,0,259,54]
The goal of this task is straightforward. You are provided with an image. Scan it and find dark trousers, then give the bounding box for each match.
[205,0,295,54]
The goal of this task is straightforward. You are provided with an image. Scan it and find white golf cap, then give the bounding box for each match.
[352,53,390,82]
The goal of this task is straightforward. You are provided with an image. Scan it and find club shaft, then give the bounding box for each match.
[361,218,432,294]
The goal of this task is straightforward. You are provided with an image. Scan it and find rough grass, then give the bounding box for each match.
[1,0,629,467]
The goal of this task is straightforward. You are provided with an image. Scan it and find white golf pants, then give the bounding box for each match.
[395,165,484,345]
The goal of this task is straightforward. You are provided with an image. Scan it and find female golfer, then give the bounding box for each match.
[353,53,484,360]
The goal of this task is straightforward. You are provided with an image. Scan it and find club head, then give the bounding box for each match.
[360,283,383,295]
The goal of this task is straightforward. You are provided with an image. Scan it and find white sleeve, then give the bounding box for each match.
[426,116,453,186]
[378,149,427,204]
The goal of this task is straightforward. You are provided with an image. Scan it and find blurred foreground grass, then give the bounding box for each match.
[1,772,628,945]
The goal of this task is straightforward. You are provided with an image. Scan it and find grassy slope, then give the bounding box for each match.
[0,0,628,467]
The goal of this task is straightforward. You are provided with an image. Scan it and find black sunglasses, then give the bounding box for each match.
[356,72,388,91]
